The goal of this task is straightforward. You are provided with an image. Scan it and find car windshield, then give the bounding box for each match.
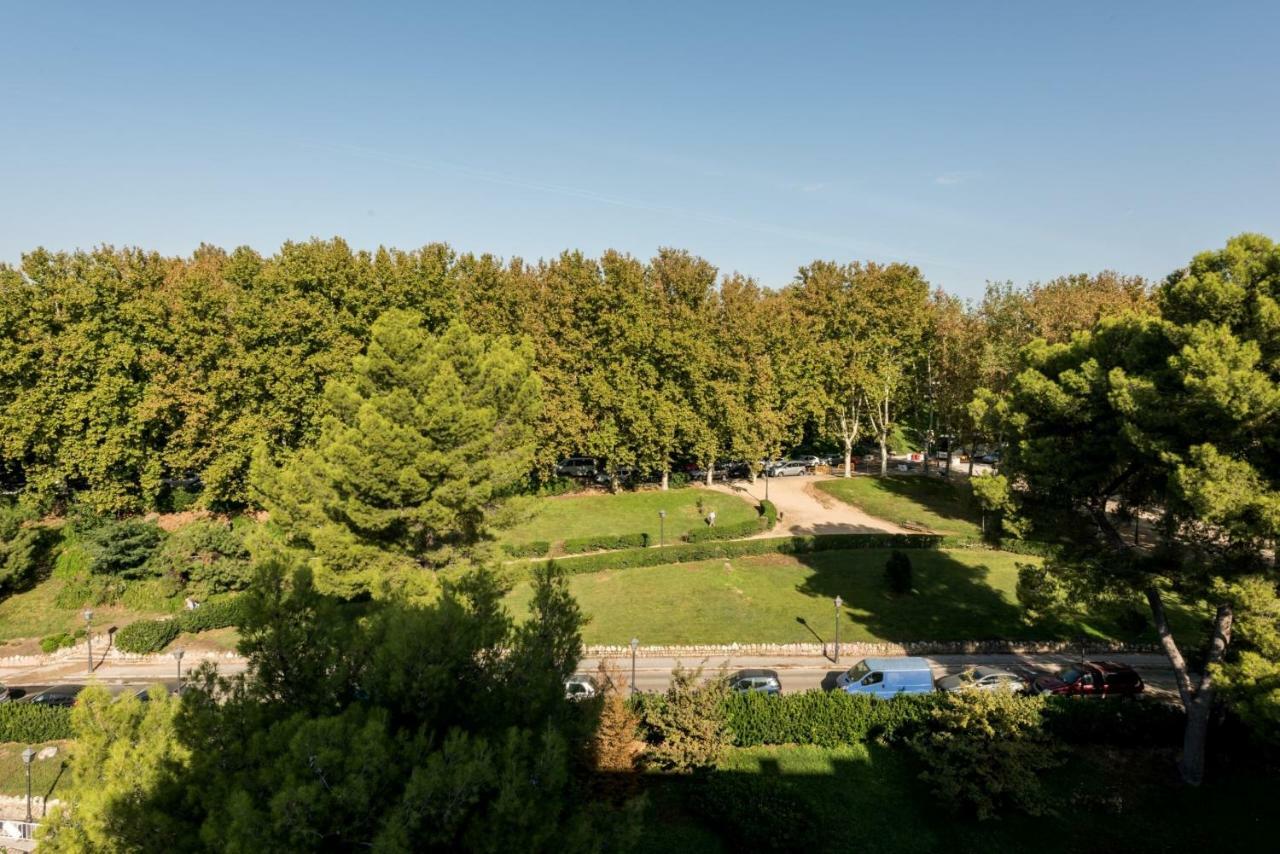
[1060,668,1082,683]
[844,662,870,682]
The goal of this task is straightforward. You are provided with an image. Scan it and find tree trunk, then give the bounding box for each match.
[843,443,853,478]
[967,442,975,476]
[878,436,888,476]
[705,461,714,488]
[660,470,669,491]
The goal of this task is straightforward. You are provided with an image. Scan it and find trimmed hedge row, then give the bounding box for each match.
[684,517,762,543]
[1042,696,1184,746]
[176,597,244,633]
[500,540,551,558]
[562,532,650,554]
[532,533,943,576]
[725,690,941,747]
[114,619,180,654]
[0,702,73,742]
[759,499,778,529]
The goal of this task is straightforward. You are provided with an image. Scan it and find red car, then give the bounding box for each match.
[1032,661,1144,697]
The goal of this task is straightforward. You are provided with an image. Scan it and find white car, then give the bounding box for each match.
[564,674,600,700]
[934,666,1027,694]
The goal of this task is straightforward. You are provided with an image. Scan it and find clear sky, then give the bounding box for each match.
[2,1,1277,299]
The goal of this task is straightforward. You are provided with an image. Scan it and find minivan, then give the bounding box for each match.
[834,657,935,696]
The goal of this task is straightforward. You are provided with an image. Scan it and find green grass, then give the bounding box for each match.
[0,741,72,804]
[0,578,178,647]
[505,548,1201,645]
[637,744,1275,854]
[817,475,982,538]
[497,488,759,553]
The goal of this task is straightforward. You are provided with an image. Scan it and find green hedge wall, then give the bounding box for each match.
[684,517,763,543]
[114,619,180,654]
[1041,696,1184,746]
[725,690,942,747]
[561,532,650,554]
[0,703,73,742]
[500,540,551,558]
[175,598,244,633]
[532,533,943,576]
[759,499,778,529]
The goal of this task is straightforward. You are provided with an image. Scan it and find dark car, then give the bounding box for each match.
[727,669,782,696]
[27,685,85,707]
[1032,661,1144,697]
[555,457,599,478]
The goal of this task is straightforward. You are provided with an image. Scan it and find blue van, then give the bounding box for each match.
[834,657,935,696]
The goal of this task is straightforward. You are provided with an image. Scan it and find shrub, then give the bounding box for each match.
[500,541,551,559]
[1114,606,1149,636]
[759,499,778,529]
[83,519,164,578]
[725,690,940,747]
[53,574,127,608]
[0,702,73,742]
[561,532,650,554]
[683,518,761,543]
[40,632,77,654]
[528,532,942,576]
[691,773,819,851]
[176,598,245,633]
[911,691,1062,820]
[668,472,690,489]
[1014,562,1065,618]
[114,619,180,654]
[884,550,913,594]
[151,520,251,594]
[637,665,731,771]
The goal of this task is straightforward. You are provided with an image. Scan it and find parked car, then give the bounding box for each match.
[1031,661,1144,697]
[727,669,782,696]
[564,674,600,701]
[555,457,599,478]
[593,467,636,485]
[27,685,84,707]
[794,455,822,469]
[766,460,808,477]
[0,683,10,702]
[835,657,935,696]
[935,666,1027,694]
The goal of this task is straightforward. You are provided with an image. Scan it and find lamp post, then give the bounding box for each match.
[629,637,639,696]
[658,510,666,548]
[764,463,770,502]
[83,609,94,674]
[833,595,843,664]
[172,648,185,694]
[21,747,34,823]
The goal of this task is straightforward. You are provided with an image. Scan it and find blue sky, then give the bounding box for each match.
[1,1,1277,298]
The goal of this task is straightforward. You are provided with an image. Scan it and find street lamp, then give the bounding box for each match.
[21,747,34,823]
[83,609,94,674]
[833,595,843,664]
[172,648,185,693]
[658,510,666,548]
[764,463,770,502]
[629,637,639,696]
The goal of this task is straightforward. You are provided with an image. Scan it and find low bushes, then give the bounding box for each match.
[532,533,943,576]
[561,532,650,554]
[0,703,73,742]
[175,597,244,633]
[759,499,778,528]
[691,773,819,851]
[1041,696,1184,746]
[114,619,180,654]
[725,690,941,748]
[39,630,82,654]
[684,518,761,543]
[500,540,551,559]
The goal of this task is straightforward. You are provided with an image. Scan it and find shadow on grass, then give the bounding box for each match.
[865,475,980,532]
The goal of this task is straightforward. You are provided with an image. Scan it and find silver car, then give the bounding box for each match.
[767,460,808,477]
[935,666,1027,694]
[564,674,600,700]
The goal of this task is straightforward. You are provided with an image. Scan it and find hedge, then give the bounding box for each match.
[684,517,762,543]
[561,532,650,554]
[1041,696,1184,746]
[691,773,820,851]
[500,540,551,559]
[759,499,778,529]
[725,690,942,747]
[0,703,73,742]
[176,597,245,633]
[114,619,180,654]
[530,533,943,576]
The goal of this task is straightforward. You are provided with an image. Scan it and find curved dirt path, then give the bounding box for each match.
[711,474,907,536]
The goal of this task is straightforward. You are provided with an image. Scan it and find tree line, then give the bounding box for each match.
[0,239,1149,513]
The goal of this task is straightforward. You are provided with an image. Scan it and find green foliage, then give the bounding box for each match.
[175,597,244,633]
[561,532,650,554]
[500,540,551,558]
[682,516,763,543]
[0,702,73,742]
[884,550,914,594]
[1015,562,1066,619]
[253,310,541,597]
[113,619,180,654]
[911,691,1063,820]
[1040,697,1184,746]
[691,772,820,851]
[1213,575,1280,743]
[40,631,77,653]
[725,690,939,747]
[150,519,251,595]
[81,519,164,579]
[636,665,732,771]
[759,499,778,528]
[529,532,942,576]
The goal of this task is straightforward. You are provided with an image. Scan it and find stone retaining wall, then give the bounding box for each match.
[0,636,240,668]
[584,639,1162,657]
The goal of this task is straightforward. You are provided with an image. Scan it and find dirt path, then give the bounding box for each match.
[711,474,907,536]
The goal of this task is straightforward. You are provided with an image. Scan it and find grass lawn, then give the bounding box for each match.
[817,475,982,538]
[504,548,1202,645]
[0,741,72,805]
[0,578,180,650]
[498,487,759,553]
[637,744,1274,854]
